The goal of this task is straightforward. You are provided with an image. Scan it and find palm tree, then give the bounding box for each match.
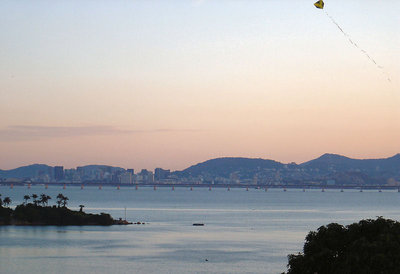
[23,195,30,204]
[61,196,69,208]
[39,194,51,206]
[31,194,38,206]
[79,205,85,212]
[46,195,52,206]
[56,193,64,207]
[3,197,11,207]
[56,193,65,207]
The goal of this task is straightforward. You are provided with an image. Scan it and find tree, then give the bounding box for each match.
[285,217,400,274]
[56,193,68,208]
[31,194,38,206]
[46,195,51,206]
[56,193,64,207]
[39,194,51,206]
[23,195,30,204]
[79,205,85,212]
[2,197,11,207]
[0,194,2,207]
[61,196,69,207]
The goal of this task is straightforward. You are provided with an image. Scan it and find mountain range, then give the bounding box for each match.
[174,153,400,185]
[1,153,400,185]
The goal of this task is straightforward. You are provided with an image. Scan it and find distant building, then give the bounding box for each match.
[112,170,123,184]
[127,169,134,175]
[37,174,50,183]
[54,166,64,181]
[63,168,82,183]
[147,171,154,183]
[120,172,132,184]
[229,172,240,184]
[77,167,85,178]
[137,169,154,183]
[253,174,258,185]
[154,168,170,181]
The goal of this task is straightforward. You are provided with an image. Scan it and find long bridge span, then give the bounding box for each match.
[2,182,400,191]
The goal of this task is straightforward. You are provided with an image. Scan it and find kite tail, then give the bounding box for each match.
[325,11,391,82]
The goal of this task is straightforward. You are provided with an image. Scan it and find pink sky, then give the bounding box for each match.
[1,1,399,170]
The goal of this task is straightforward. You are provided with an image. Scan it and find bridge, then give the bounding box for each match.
[1,182,399,191]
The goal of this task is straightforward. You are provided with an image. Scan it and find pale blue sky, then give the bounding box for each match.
[0,0,399,170]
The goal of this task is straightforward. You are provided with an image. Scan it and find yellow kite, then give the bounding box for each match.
[314,0,324,9]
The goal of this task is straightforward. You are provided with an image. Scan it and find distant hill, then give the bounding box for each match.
[0,164,52,179]
[300,153,400,177]
[174,157,284,179]
[173,154,400,185]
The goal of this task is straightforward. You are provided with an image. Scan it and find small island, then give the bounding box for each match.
[0,193,127,226]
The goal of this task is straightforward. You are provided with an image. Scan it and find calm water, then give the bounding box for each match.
[1,185,400,274]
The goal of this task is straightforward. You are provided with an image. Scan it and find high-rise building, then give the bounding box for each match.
[112,170,122,184]
[77,167,85,177]
[137,169,154,183]
[120,172,133,184]
[54,166,64,181]
[154,168,170,181]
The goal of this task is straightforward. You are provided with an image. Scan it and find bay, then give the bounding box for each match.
[1,185,400,273]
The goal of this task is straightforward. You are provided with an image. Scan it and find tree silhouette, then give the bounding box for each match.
[79,205,85,212]
[31,194,38,206]
[23,195,30,204]
[0,194,3,207]
[61,196,69,207]
[56,193,68,208]
[46,195,51,205]
[56,193,64,207]
[3,197,11,207]
[39,194,51,206]
[285,217,400,274]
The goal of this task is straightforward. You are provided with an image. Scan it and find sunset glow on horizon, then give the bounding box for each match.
[1,0,399,171]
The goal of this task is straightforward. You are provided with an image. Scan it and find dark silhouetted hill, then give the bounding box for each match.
[174,157,284,179]
[301,153,400,177]
[0,164,52,179]
[173,154,400,185]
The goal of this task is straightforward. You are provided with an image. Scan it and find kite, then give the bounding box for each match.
[314,0,391,82]
[314,0,324,9]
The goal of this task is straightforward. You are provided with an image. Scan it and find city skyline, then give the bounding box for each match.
[1,0,399,170]
[1,153,399,187]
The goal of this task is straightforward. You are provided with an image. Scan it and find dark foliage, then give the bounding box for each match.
[0,193,114,226]
[285,217,400,274]
[0,206,13,225]
[12,204,114,226]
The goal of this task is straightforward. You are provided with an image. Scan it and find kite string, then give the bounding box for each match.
[325,11,391,82]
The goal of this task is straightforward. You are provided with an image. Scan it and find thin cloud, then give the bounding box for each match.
[0,125,199,142]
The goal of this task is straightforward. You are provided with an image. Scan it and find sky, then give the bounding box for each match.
[0,0,399,171]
